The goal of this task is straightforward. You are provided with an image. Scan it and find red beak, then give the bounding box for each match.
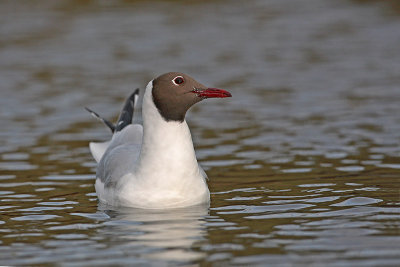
[193,88,232,98]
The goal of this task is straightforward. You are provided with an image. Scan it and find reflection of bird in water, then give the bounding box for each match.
[99,203,208,262]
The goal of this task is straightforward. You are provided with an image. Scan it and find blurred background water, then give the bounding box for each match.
[1,0,400,266]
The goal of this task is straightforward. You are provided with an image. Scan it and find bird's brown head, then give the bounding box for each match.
[152,72,231,122]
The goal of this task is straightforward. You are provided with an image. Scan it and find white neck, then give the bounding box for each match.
[136,81,201,185]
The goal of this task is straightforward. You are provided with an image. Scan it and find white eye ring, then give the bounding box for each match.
[172,76,185,85]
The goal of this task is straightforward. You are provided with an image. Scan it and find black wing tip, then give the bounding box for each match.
[85,106,115,133]
[128,88,140,104]
[84,106,96,115]
[115,88,140,132]
[85,88,140,133]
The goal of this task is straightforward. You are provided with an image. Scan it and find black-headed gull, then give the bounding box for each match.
[87,72,231,209]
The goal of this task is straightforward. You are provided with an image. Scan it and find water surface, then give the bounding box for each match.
[1,0,400,266]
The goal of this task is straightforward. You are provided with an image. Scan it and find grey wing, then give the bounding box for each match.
[96,122,143,188]
[86,89,141,162]
[96,143,141,187]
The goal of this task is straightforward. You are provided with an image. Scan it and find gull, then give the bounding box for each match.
[87,72,231,209]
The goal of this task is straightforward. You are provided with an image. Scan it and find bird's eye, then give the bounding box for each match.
[172,76,185,85]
